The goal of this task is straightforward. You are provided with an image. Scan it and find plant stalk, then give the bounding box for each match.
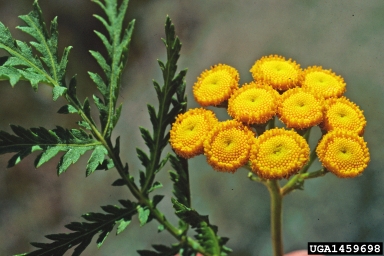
[267,179,283,256]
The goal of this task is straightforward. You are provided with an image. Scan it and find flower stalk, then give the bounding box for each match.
[267,179,284,256]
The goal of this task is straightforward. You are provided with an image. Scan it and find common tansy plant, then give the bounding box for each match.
[0,1,370,255]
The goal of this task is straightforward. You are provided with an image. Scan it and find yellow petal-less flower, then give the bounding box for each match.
[204,120,255,173]
[250,128,309,179]
[277,87,324,129]
[321,96,366,136]
[227,82,280,125]
[193,64,240,106]
[301,66,346,99]
[316,130,370,178]
[250,55,302,91]
[170,108,218,159]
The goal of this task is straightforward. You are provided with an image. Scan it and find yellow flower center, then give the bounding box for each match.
[250,128,309,179]
[193,64,239,106]
[316,130,370,177]
[305,71,339,89]
[228,82,279,124]
[250,55,302,91]
[322,97,366,135]
[328,102,357,124]
[204,120,255,173]
[170,108,218,159]
[278,88,323,129]
[302,66,346,98]
[260,60,299,81]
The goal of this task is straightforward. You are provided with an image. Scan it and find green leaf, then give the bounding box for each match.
[57,147,91,175]
[111,178,125,186]
[136,148,150,167]
[35,146,61,168]
[157,224,165,233]
[152,195,164,208]
[138,206,150,226]
[89,50,111,76]
[0,66,22,86]
[89,0,135,139]
[169,154,191,208]
[139,15,187,194]
[116,219,131,235]
[157,153,169,171]
[0,1,72,98]
[88,71,107,96]
[86,145,108,176]
[77,121,92,130]
[172,198,231,256]
[147,104,158,130]
[21,200,137,255]
[0,125,103,175]
[147,181,163,194]
[153,79,163,100]
[139,127,154,150]
[139,170,146,188]
[52,86,67,101]
[57,104,78,114]
[96,158,115,170]
[67,75,80,106]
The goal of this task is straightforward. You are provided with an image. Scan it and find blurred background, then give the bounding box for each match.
[0,0,383,255]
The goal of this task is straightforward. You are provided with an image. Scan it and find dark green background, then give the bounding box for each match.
[0,1,383,255]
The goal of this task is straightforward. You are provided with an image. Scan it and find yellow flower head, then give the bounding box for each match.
[277,87,324,129]
[322,96,366,136]
[170,108,218,159]
[250,128,309,179]
[250,54,302,91]
[204,120,255,173]
[227,82,280,124]
[316,130,370,178]
[301,66,346,99]
[193,64,240,106]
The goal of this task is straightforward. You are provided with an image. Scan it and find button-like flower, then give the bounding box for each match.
[321,96,366,136]
[170,108,218,159]
[277,87,324,129]
[316,130,370,178]
[193,64,240,106]
[227,82,280,125]
[250,55,302,91]
[301,66,346,99]
[204,120,255,173]
[250,128,310,179]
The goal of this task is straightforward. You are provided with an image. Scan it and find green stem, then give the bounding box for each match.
[280,148,317,196]
[299,168,328,180]
[300,147,317,174]
[267,180,283,256]
[247,171,267,184]
[302,127,311,142]
[281,167,328,196]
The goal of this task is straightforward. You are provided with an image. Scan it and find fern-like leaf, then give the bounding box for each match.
[0,0,71,100]
[172,198,232,256]
[16,200,137,256]
[0,125,107,176]
[169,154,191,208]
[89,0,135,139]
[139,16,187,194]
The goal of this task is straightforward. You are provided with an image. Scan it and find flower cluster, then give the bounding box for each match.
[170,55,369,179]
